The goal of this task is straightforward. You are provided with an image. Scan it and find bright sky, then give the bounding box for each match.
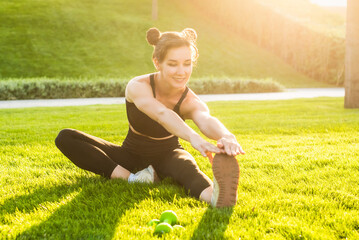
[310,0,347,7]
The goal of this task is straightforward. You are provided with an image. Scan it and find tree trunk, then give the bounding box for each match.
[345,0,359,108]
[152,0,158,20]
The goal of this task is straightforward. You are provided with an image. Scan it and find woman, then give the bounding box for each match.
[55,27,245,207]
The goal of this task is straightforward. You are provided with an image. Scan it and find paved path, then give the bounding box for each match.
[0,88,344,109]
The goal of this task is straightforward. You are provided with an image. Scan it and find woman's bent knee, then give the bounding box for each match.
[55,128,75,148]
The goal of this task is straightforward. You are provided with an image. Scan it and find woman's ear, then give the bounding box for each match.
[153,58,161,71]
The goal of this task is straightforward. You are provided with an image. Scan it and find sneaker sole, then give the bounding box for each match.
[212,154,240,207]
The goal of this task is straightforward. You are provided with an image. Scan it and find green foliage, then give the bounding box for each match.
[0,79,126,100]
[0,78,284,100]
[1,98,359,239]
[188,78,284,94]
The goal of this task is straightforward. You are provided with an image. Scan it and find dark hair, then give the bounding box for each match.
[146,27,199,63]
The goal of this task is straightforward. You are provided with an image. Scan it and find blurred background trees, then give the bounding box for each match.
[345,0,359,108]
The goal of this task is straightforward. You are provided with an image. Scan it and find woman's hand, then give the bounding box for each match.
[217,134,245,156]
[190,134,221,158]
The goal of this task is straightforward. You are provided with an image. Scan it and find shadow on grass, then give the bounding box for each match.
[6,176,154,239]
[0,177,86,220]
[191,206,234,240]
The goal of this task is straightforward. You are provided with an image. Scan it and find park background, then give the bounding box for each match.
[1,0,358,239]
[0,0,349,100]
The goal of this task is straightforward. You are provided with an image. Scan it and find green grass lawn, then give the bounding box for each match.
[1,98,358,239]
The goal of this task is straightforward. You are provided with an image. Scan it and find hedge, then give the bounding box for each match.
[0,78,284,100]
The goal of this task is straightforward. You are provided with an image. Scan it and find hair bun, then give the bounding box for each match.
[146,28,161,46]
[182,28,197,43]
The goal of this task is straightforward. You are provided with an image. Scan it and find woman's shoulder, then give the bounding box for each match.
[128,73,153,85]
[184,87,201,104]
[181,88,209,118]
[127,73,156,91]
[125,73,155,101]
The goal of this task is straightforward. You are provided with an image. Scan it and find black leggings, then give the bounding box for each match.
[55,129,211,198]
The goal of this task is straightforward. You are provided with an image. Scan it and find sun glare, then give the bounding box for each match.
[310,0,347,7]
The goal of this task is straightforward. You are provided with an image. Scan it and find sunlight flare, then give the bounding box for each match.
[310,0,347,7]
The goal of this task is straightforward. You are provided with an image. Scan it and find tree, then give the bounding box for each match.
[345,0,359,108]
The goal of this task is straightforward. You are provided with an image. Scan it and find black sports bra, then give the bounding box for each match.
[125,73,189,138]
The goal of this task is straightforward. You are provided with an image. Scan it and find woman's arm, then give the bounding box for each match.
[126,79,220,157]
[184,96,245,156]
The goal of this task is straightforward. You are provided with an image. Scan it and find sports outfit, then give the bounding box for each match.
[55,74,211,198]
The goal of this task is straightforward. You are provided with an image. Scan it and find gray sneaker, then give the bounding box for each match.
[129,165,159,184]
[211,154,240,207]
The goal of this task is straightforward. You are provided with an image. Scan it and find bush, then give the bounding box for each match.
[188,78,284,94]
[0,78,284,100]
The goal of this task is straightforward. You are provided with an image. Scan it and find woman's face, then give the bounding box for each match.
[155,46,193,89]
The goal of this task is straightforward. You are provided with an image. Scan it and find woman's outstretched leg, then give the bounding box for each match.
[154,148,212,199]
